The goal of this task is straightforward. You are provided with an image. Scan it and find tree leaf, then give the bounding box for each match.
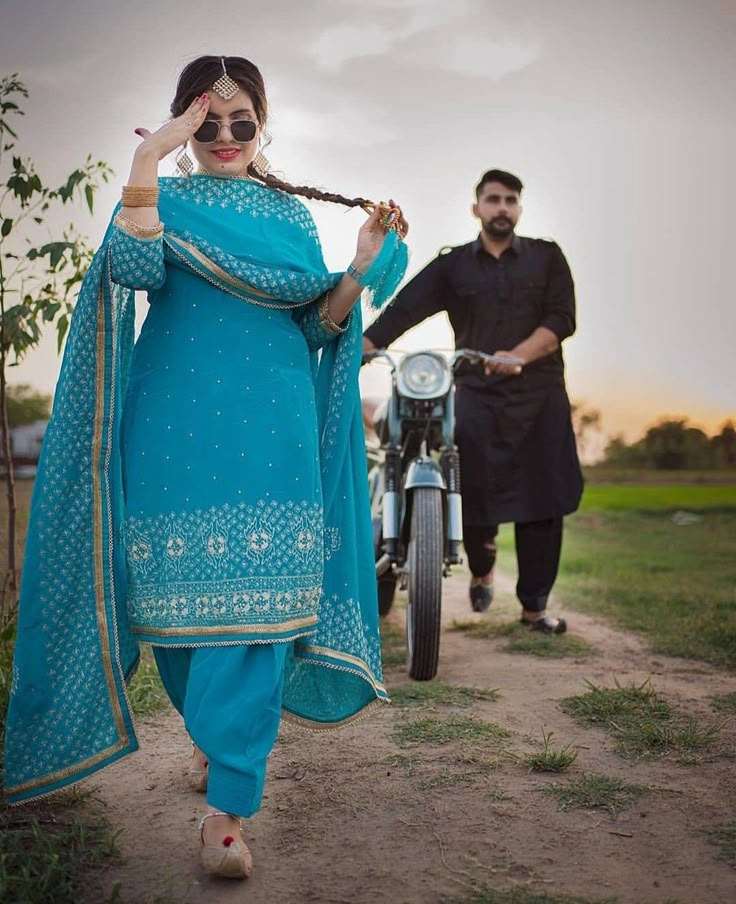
[1,218,12,238]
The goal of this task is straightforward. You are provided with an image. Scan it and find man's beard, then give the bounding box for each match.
[483,217,515,238]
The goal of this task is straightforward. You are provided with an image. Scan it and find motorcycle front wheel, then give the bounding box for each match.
[405,486,443,680]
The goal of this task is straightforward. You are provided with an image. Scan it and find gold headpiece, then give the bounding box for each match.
[211,57,239,100]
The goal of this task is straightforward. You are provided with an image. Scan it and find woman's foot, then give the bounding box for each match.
[187,745,208,793]
[200,810,253,879]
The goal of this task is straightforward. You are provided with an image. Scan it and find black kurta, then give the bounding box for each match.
[364,234,583,525]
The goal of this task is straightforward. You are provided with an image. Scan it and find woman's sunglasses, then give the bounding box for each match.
[193,119,258,144]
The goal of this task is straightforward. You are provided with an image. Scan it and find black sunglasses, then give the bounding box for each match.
[193,119,258,144]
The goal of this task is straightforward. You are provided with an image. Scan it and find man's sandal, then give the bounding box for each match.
[521,613,567,634]
[469,582,494,613]
[199,811,253,879]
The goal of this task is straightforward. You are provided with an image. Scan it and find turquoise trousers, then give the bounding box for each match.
[153,643,289,817]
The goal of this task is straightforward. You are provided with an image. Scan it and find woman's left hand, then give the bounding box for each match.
[353,198,409,272]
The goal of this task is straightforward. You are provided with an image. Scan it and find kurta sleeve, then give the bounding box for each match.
[293,299,352,352]
[540,243,576,342]
[109,215,166,291]
[363,252,449,348]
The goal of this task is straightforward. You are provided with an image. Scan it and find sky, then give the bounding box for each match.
[1,0,734,444]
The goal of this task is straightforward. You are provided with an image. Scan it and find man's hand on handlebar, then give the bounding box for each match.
[483,349,524,376]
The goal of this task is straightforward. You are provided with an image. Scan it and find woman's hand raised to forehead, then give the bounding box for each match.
[133,95,211,161]
[353,198,409,271]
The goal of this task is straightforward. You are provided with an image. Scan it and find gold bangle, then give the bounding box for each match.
[113,213,164,240]
[318,292,349,335]
[121,185,160,208]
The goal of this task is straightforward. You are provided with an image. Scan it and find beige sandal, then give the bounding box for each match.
[199,811,253,879]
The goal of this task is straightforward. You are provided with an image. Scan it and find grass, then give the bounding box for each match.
[380,618,407,670]
[583,467,736,486]
[561,679,721,762]
[383,751,497,788]
[579,483,736,511]
[446,886,618,904]
[542,772,648,816]
[449,619,593,659]
[490,480,736,669]
[388,680,499,708]
[702,822,736,868]
[710,691,736,714]
[392,715,511,749]
[127,646,169,717]
[417,768,480,790]
[0,794,121,904]
[557,505,736,669]
[519,730,578,773]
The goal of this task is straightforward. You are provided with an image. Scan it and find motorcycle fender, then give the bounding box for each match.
[404,458,447,491]
[401,461,447,550]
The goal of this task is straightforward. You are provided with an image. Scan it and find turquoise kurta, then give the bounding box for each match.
[122,256,328,643]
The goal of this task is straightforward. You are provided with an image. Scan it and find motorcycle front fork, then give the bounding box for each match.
[441,448,463,565]
[381,446,464,568]
[381,447,401,562]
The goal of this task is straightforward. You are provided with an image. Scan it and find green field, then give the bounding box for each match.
[579,482,736,512]
[497,480,736,669]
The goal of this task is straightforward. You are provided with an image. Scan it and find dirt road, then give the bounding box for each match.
[91,570,736,904]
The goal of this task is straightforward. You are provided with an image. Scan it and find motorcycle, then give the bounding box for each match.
[362,348,523,680]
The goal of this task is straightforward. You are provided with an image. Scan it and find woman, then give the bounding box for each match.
[3,56,408,880]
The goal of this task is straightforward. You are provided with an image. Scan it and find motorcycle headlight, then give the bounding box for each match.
[397,353,451,399]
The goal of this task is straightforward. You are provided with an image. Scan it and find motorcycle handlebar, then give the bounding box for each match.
[360,347,524,373]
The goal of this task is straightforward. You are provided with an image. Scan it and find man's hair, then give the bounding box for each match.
[475,169,524,198]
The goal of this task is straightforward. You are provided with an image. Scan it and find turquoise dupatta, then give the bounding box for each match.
[3,176,407,804]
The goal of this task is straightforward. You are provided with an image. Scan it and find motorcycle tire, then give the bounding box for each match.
[405,486,443,681]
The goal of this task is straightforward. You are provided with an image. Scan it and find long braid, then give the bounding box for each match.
[247,164,372,211]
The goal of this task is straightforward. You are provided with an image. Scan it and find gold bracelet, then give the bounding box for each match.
[121,185,160,208]
[113,213,164,240]
[318,292,349,335]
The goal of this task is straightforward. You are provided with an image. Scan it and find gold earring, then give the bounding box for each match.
[175,145,194,177]
[251,150,270,179]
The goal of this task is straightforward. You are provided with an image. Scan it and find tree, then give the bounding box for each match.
[711,420,736,468]
[641,418,712,470]
[603,417,721,470]
[0,74,112,616]
[4,383,51,428]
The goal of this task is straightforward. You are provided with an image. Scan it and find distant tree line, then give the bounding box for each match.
[604,418,736,470]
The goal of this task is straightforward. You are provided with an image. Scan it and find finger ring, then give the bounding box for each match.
[185,119,193,126]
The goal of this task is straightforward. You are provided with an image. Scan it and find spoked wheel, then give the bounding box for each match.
[405,486,443,680]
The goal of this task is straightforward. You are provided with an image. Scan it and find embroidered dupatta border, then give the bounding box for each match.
[5,258,138,803]
[164,234,315,309]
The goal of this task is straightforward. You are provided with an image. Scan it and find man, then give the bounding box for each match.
[363,169,583,633]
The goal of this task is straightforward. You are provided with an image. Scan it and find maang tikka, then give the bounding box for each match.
[212,57,239,101]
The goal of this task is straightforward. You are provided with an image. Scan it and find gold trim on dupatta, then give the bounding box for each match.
[133,614,319,639]
[5,275,133,801]
[92,278,132,744]
[299,644,388,696]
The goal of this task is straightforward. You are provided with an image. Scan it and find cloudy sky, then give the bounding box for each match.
[2,0,734,440]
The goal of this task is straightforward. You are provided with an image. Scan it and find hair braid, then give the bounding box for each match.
[247,165,371,211]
